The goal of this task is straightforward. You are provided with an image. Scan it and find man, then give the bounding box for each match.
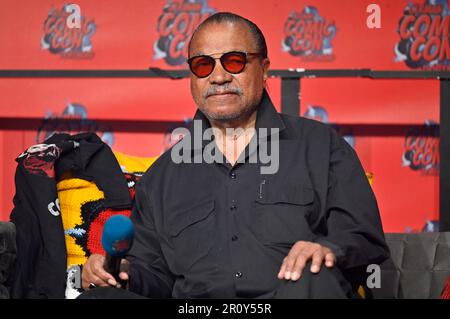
[81,12,389,298]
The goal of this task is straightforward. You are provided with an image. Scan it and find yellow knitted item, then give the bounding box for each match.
[113,151,157,173]
[57,151,157,268]
[58,178,105,267]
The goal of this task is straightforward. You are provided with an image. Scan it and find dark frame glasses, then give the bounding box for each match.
[187,51,261,78]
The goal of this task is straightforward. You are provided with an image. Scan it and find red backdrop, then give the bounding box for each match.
[0,0,447,232]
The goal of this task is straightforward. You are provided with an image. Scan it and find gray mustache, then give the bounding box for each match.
[203,85,242,98]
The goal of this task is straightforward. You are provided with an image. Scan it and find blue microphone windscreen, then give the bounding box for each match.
[101,215,134,257]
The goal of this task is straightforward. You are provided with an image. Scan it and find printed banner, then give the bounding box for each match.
[0,0,446,232]
[1,0,448,70]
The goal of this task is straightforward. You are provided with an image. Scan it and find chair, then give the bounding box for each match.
[365,232,450,298]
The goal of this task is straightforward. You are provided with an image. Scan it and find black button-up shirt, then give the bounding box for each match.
[127,90,389,298]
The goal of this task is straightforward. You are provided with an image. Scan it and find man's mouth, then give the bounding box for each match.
[207,92,238,97]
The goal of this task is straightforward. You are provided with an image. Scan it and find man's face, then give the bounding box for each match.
[189,22,270,121]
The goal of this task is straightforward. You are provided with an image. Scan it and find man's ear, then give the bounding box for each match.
[262,58,270,83]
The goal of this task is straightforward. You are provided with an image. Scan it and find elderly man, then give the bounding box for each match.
[81,12,389,299]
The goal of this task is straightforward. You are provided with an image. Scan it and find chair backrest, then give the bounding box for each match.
[367,232,450,299]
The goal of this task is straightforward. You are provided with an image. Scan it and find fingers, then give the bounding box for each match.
[119,272,129,281]
[278,241,308,281]
[277,241,336,282]
[310,249,324,273]
[87,273,111,288]
[278,253,296,280]
[324,251,336,267]
[277,260,287,280]
[81,254,117,290]
[290,253,307,280]
[284,254,296,280]
[119,259,130,281]
[120,259,130,273]
[93,260,117,286]
[92,257,117,286]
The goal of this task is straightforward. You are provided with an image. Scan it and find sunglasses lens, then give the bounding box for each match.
[222,52,246,74]
[189,52,248,78]
[190,56,214,78]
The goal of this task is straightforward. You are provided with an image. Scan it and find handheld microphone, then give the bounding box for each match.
[101,214,134,286]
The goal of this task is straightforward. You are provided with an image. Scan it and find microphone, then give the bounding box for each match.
[101,214,134,286]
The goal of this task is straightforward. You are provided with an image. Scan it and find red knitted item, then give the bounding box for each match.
[442,275,450,299]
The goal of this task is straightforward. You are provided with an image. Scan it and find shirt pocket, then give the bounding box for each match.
[252,185,315,247]
[168,199,216,271]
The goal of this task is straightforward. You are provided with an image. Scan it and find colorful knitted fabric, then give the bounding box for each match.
[57,151,156,296]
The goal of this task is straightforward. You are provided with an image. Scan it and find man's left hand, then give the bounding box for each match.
[277,241,336,281]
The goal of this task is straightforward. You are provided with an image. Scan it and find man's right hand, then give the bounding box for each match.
[81,254,130,290]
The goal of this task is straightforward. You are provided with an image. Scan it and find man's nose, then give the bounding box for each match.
[208,60,233,85]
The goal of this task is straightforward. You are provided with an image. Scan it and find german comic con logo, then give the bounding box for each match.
[42,4,96,59]
[36,103,114,147]
[282,6,336,61]
[154,0,216,66]
[402,121,439,172]
[405,219,439,233]
[395,0,449,71]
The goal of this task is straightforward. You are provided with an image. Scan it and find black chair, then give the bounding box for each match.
[366,232,450,299]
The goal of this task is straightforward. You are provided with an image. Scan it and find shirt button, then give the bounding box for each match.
[235,271,243,278]
[230,172,237,179]
[231,235,238,241]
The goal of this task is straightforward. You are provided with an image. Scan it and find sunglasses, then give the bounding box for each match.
[187,51,261,78]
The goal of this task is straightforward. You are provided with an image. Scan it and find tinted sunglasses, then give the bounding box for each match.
[187,51,261,78]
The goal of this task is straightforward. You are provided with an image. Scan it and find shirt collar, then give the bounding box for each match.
[187,89,286,151]
[254,89,286,139]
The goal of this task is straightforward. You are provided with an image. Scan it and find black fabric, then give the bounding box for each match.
[78,262,355,299]
[8,133,131,298]
[274,262,356,299]
[0,222,16,299]
[77,287,146,299]
[127,91,390,299]
[46,133,131,209]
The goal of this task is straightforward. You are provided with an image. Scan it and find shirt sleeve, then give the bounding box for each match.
[126,180,174,298]
[314,129,390,270]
